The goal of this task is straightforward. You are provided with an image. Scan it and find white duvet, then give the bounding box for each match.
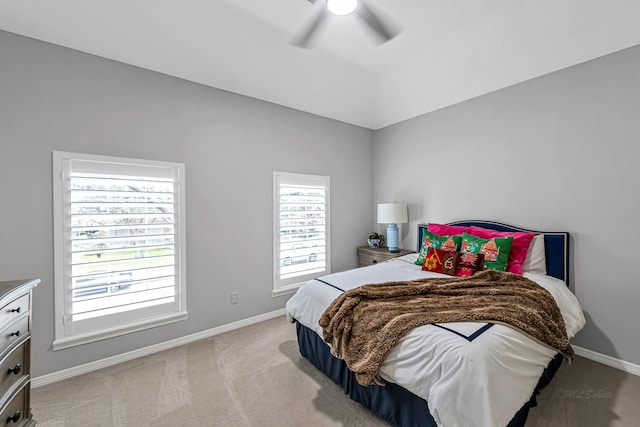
[285,254,585,427]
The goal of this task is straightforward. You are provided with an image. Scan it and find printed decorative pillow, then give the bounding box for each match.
[427,223,472,237]
[415,230,462,265]
[422,247,459,276]
[456,252,485,277]
[469,226,535,275]
[459,233,513,272]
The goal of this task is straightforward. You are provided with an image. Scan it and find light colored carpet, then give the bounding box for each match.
[31,317,640,426]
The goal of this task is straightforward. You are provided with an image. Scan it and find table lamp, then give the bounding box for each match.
[377,203,408,252]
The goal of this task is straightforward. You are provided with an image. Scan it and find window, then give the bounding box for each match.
[273,172,330,295]
[52,152,186,350]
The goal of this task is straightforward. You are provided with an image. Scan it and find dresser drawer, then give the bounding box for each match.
[0,341,28,403]
[0,382,28,426]
[0,318,29,357]
[0,295,29,331]
[0,280,38,427]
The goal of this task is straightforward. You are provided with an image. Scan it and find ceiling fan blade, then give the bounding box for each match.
[291,8,328,48]
[356,1,400,44]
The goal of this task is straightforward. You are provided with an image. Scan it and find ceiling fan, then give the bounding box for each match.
[291,0,400,48]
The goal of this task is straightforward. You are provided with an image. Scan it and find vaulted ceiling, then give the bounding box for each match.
[1,0,639,129]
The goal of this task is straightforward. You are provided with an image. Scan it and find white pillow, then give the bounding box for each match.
[522,234,546,274]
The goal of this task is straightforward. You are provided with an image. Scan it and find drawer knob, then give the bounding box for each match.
[7,364,21,375]
[372,260,377,264]
[6,411,20,423]
[9,331,21,337]
[9,307,20,314]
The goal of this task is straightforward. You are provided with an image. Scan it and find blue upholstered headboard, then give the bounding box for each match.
[417,221,570,285]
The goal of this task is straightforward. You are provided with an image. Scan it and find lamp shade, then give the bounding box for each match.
[377,203,408,224]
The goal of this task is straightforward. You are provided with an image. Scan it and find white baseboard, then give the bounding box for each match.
[32,308,287,388]
[573,345,640,377]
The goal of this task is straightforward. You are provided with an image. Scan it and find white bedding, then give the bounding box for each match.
[285,253,585,427]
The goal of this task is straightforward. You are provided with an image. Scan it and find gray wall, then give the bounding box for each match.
[2,26,638,377]
[0,30,374,376]
[374,45,640,366]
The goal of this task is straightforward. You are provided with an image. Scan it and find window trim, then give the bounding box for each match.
[52,151,187,350]
[272,171,330,296]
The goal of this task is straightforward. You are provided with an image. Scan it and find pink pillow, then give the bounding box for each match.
[427,223,471,237]
[468,226,535,275]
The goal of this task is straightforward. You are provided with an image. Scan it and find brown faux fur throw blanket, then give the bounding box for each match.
[318,269,573,386]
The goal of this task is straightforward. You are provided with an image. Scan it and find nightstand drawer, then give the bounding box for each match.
[357,246,413,267]
[359,252,388,266]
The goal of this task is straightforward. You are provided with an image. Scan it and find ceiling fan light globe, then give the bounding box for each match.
[327,0,358,16]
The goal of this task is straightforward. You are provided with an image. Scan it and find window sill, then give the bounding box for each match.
[272,284,301,298]
[52,311,188,351]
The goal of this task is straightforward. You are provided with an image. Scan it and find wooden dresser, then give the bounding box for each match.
[0,279,39,427]
[357,246,413,267]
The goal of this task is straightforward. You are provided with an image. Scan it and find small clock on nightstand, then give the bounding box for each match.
[357,246,413,267]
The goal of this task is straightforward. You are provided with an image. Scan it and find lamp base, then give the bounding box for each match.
[386,223,400,252]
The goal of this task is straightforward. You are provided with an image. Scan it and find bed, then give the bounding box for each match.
[285,220,586,427]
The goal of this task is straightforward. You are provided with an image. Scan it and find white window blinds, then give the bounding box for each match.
[273,172,330,294]
[53,152,187,350]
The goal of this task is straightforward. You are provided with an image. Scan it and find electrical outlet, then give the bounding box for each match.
[230,292,239,305]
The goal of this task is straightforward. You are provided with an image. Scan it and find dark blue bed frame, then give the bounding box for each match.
[296,221,570,427]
